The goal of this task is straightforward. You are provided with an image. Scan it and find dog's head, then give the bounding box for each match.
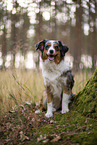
[36,39,69,64]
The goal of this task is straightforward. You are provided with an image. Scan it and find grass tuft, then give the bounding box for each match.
[9,93,19,106]
[0,70,44,116]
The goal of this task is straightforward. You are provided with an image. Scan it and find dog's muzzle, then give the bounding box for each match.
[47,49,57,61]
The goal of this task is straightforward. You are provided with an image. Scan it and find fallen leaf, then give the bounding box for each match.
[50,135,61,142]
[37,135,46,142]
[43,139,49,143]
[20,131,29,142]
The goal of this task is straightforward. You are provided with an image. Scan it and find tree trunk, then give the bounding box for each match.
[2,26,7,70]
[72,68,97,118]
[73,0,83,71]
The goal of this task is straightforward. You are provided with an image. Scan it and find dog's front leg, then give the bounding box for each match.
[61,93,70,114]
[45,102,53,118]
[61,86,71,114]
[45,86,53,118]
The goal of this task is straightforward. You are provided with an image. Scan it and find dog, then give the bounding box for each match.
[35,39,74,118]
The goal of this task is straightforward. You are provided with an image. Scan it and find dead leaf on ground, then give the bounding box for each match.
[50,135,61,142]
[19,131,29,142]
[37,135,46,142]
[42,139,49,143]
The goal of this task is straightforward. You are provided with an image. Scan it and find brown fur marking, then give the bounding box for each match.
[63,85,72,95]
[46,86,53,103]
[42,50,48,62]
[54,43,58,47]
[47,43,51,46]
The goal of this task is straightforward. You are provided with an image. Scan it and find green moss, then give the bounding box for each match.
[32,110,97,144]
[73,68,97,118]
[39,124,56,135]
[71,130,97,145]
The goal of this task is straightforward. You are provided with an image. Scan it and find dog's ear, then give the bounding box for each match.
[36,39,48,52]
[58,40,69,57]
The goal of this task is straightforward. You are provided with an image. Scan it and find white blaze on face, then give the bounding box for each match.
[46,41,56,61]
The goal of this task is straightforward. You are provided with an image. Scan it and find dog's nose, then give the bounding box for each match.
[50,49,54,54]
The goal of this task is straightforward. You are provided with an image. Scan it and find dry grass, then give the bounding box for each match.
[0,69,92,116]
[73,70,92,94]
[0,69,44,116]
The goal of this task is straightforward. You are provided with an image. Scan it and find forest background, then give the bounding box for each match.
[0,0,97,71]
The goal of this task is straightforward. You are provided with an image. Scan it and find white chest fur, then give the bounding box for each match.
[41,59,71,97]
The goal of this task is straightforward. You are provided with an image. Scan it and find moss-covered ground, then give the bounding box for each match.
[0,69,97,145]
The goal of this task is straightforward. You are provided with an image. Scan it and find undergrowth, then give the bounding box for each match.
[0,69,96,145]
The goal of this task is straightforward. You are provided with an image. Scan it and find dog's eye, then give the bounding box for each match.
[45,45,50,50]
[55,46,59,51]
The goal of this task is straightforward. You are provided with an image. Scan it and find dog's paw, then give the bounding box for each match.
[45,112,53,118]
[35,110,41,114]
[61,108,69,114]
